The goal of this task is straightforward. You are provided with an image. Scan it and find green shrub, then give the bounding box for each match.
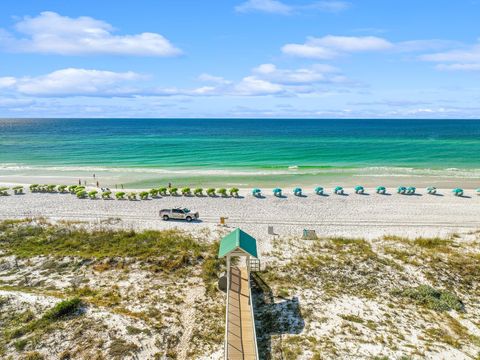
[181,187,191,196]
[194,188,203,196]
[158,187,167,196]
[229,187,239,197]
[14,338,28,351]
[115,192,126,200]
[217,188,227,197]
[139,191,149,200]
[169,187,178,195]
[393,285,464,312]
[57,185,68,193]
[149,188,159,197]
[88,190,98,199]
[43,298,82,320]
[206,188,216,196]
[76,190,87,199]
[23,352,44,360]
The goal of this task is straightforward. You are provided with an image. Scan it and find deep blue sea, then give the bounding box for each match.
[0,118,479,188]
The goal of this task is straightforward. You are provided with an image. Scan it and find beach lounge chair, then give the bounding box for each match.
[334,186,344,195]
[252,188,261,197]
[376,186,386,194]
[452,188,463,196]
[354,185,364,194]
[315,186,324,195]
[427,186,437,194]
[293,187,302,196]
[273,188,282,197]
[407,187,416,194]
[397,186,407,194]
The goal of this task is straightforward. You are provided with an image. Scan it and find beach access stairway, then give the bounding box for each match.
[226,266,258,360]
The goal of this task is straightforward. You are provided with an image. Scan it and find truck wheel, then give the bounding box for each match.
[186,216,192,222]
[163,215,169,221]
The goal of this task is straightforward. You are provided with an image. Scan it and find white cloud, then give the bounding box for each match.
[1,68,143,96]
[419,40,480,71]
[235,0,350,14]
[252,63,339,84]
[155,63,347,97]
[197,73,232,84]
[436,63,480,71]
[306,1,351,12]
[1,11,181,56]
[282,35,393,59]
[234,76,284,95]
[235,0,292,14]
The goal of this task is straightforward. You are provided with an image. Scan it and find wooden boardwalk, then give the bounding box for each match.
[227,266,257,360]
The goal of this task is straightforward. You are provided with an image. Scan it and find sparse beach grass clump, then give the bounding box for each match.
[392,285,464,312]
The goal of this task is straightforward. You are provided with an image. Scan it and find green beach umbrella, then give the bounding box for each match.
[397,186,407,194]
[314,186,324,195]
[334,186,344,194]
[452,188,464,196]
[426,186,437,194]
[376,186,386,194]
[354,185,364,194]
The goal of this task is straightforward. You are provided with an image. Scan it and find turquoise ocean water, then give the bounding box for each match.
[0,119,479,188]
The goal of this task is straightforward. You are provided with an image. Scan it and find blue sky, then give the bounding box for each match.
[1,0,480,118]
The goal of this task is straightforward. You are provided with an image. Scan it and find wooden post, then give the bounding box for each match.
[246,255,251,305]
[226,255,231,291]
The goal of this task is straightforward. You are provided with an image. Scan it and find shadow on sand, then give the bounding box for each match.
[251,273,305,360]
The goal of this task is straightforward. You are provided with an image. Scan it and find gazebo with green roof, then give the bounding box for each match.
[218,228,258,291]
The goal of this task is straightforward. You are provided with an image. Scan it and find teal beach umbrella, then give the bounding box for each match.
[426,186,436,194]
[273,188,282,196]
[397,186,407,194]
[293,187,302,196]
[407,186,416,194]
[314,186,324,195]
[354,185,364,194]
[376,186,386,194]
[252,188,261,197]
[334,186,344,194]
[452,188,463,196]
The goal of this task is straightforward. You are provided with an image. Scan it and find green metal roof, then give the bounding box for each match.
[218,228,258,258]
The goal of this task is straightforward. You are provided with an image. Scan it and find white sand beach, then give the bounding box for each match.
[1,184,479,248]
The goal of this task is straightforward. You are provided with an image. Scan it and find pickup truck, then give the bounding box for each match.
[160,208,199,222]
